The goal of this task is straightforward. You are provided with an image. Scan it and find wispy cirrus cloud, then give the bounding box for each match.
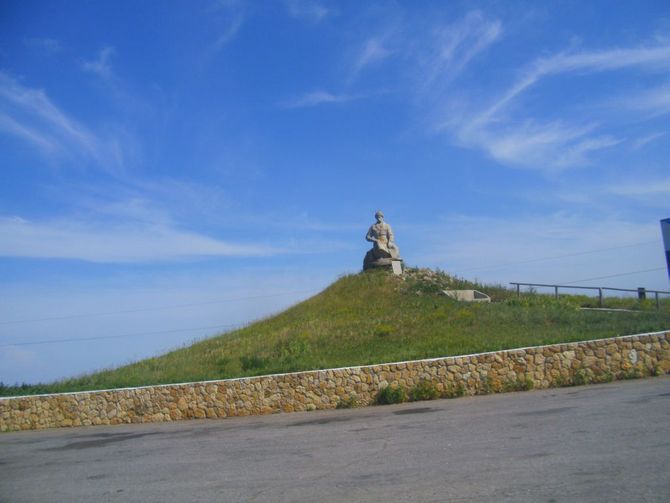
[211,13,244,52]
[450,122,619,171]
[631,131,667,150]
[284,0,333,23]
[0,215,279,263]
[24,37,62,53]
[528,174,670,210]
[606,177,670,197]
[59,175,234,230]
[0,171,358,263]
[0,72,125,173]
[0,112,57,152]
[463,121,621,171]
[418,10,501,90]
[438,42,670,170]
[0,72,99,155]
[203,0,246,55]
[471,45,670,129]
[285,11,499,113]
[279,90,362,108]
[618,83,670,117]
[350,37,393,80]
[81,46,115,80]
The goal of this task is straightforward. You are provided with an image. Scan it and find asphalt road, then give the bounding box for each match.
[1,376,669,503]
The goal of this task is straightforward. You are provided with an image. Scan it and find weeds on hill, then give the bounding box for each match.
[409,380,440,401]
[375,384,407,405]
[335,395,360,409]
[503,376,535,392]
[442,382,466,398]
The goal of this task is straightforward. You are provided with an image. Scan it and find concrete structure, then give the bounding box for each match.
[442,289,491,302]
[1,330,668,432]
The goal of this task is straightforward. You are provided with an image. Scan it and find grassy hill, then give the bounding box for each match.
[2,268,669,397]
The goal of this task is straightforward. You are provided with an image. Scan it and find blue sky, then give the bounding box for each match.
[1,0,669,385]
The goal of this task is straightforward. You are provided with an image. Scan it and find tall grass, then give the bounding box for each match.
[2,268,668,397]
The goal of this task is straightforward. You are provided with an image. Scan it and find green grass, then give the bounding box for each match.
[376,384,407,405]
[409,380,440,401]
[2,267,669,397]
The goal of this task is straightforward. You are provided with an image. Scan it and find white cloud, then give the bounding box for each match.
[200,0,246,55]
[418,11,501,91]
[558,135,622,166]
[0,73,100,154]
[284,0,333,23]
[65,177,233,228]
[464,121,620,170]
[0,72,123,172]
[0,112,57,152]
[24,37,62,53]
[0,215,279,263]
[631,132,667,150]
[437,42,670,170]
[620,83,670,116]
[474,45,670,127]
[0,191,359,261]
[280,90,360,108]
[211,13,244,52]
[350,37,393,79]
[534,175,670,210]
[284,12,499,113]
[82,46,115,80]
[606,177,670,197]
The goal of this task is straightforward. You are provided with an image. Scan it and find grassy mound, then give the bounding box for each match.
[2,268,669,397]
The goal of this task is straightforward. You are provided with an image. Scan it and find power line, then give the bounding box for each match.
[2,266,665,348]
[458,240,658,273]
[0,323,244,348]
[1,240,663,342]
[0,289,320,326]
[1,241,659,326]
[564,267,665,285]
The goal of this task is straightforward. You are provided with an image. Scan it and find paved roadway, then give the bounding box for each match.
[1,377,669,503]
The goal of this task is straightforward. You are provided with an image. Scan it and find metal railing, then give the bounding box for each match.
[509,282,670,310]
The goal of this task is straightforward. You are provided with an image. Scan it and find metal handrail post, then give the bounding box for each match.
[507,282,669,308]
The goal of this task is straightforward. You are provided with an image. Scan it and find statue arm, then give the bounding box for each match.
[365,226,377,243]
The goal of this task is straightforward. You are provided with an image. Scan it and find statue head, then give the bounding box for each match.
[375,210,384,222]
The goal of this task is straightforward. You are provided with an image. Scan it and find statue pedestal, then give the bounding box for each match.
[363,251,403,275]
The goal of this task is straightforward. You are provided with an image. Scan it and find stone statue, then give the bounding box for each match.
[363,210,403,272]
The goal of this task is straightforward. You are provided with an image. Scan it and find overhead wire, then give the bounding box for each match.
[0,240,665,348]
[1,240,659,326]
[457,240,658,273]
[563,267,666,285]
[0,289,320,326]
[0,323,245,348]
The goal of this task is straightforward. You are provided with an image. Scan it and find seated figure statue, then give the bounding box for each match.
[364,210,402,270]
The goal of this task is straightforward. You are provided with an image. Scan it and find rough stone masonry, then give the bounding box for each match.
[1,331,668,432]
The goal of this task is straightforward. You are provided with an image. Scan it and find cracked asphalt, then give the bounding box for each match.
[1,376,669,502]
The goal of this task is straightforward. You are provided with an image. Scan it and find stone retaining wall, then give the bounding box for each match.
[2,331,669,432]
